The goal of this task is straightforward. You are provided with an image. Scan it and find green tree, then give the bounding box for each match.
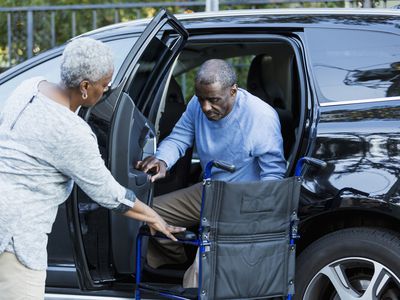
[0,0,202,72]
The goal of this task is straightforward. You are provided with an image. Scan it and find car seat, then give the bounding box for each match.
[247,53,296,160]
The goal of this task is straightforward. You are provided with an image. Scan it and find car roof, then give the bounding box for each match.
[82,8,400,39]
[1,8,399,82]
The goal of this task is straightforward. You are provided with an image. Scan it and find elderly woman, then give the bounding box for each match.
[0,37,183,299]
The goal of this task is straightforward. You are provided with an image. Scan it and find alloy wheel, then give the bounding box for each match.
[303,257,400,300]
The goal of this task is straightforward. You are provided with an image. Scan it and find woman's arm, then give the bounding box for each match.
[123,199,184,241]
[53,123,184,240]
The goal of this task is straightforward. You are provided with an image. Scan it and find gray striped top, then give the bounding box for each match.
[0,77,135,270]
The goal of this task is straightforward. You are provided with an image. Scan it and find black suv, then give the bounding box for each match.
[0,8,399,300]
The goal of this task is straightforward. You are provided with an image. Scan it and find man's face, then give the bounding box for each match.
[195,82,237,121]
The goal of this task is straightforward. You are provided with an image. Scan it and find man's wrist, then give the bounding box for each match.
[159,159,168,169]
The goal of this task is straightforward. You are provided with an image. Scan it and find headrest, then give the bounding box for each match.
[247,54,287,109]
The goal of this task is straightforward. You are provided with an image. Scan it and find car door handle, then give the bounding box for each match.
[135,171,150,186]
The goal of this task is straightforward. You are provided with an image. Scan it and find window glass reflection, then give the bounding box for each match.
[306,28,400,102]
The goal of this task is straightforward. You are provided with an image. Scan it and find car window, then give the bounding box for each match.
[305,28,400,103]
[127,32,184,117]
[0,37,136,110]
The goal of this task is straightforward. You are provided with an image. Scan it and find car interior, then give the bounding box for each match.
[141,38,304,283]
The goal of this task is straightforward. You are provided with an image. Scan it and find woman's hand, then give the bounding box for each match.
[147,214,185,242]
[123,198,185,241]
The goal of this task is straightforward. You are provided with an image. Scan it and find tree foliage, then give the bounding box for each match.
[0,0,201,72]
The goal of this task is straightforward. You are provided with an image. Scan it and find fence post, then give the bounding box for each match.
[206,0,219,11]
[92,10,97,30]
[26,10,33,59]
[363,0,372,7]
[51,11,56,47]
[114,9,119,23]
[71,11,76,37]
[7,13,12,66]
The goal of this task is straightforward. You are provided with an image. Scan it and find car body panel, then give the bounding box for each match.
[301,100,400,207]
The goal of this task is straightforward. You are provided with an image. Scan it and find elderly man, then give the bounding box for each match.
[136,59,286,286]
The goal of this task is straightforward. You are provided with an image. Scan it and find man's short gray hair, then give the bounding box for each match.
[60,37,114,88]
[195,59,237,88]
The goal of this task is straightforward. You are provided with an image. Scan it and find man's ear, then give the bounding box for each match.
[230,84,238,96]
[79,80,90,94]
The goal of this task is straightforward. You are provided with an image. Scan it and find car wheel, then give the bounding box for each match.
[294,227,400,300]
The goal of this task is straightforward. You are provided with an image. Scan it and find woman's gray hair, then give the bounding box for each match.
[60,37,114,88]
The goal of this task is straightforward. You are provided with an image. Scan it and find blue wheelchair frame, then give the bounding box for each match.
[135,157,325,300]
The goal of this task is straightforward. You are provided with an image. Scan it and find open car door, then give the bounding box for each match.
[66,9,188,290]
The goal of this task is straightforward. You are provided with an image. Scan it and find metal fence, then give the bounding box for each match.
[0,0,395,72]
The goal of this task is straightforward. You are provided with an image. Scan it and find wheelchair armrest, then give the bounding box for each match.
[138,225,198,240]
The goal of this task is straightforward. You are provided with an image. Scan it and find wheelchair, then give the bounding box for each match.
[135,157,326,299]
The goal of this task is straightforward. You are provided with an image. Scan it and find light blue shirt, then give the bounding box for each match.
[156,88,286,181]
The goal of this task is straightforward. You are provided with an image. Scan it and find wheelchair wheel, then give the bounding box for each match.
[294,227,400,300]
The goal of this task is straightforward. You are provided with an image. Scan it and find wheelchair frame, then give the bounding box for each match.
[135,157,325,300]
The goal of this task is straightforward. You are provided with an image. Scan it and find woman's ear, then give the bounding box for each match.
[79,80,90,94]
[79,80,90,100]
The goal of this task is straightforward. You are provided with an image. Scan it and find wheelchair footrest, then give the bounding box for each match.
[139,283,197,299]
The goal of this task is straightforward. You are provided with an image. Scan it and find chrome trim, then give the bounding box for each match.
[47,265,76,272]
[191,158,201,164]
[176,8,400,20]
[320,96,400,107]
[45,294,142,300]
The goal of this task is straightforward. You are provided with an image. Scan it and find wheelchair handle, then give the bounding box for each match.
[204,160,236,179]
[295,157,327,176]
[213,161,236,173]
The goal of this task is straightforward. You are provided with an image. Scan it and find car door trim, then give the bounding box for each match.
[320,96,400,107]
[45,294,134,300]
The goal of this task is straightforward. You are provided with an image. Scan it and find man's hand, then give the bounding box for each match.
[135,156,167,182]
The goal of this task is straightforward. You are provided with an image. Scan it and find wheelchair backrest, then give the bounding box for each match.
[199,176,301,299]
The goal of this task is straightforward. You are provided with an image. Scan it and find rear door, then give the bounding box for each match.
[66,9,188,290]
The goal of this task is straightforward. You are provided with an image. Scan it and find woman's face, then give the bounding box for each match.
[83,70,113,107]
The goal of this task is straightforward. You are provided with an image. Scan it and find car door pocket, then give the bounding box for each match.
[138,124,156,159]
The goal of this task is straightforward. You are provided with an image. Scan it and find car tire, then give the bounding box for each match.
[294,227,400,300]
